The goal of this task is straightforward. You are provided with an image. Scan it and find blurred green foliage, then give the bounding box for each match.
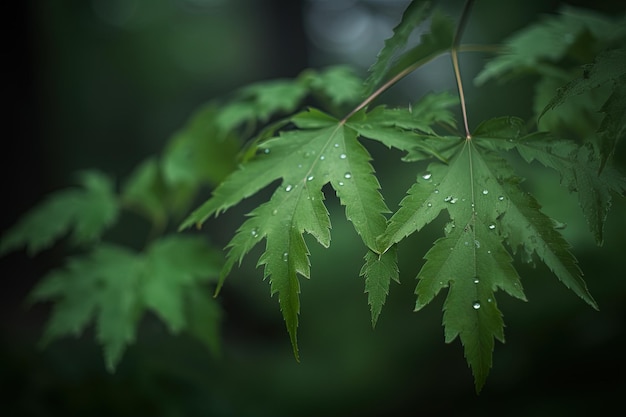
[1,0,625,416]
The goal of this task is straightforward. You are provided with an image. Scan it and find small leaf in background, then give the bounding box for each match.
[163,104,241,188]
[364,0,434,95]
[27,236,223,372]
[475,6,626,85]
[28,245,141,371]
[301,66,364,107]
[0,171,118,256]
[142,236,222,334]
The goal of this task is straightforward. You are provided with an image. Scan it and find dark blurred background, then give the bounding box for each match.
[2,0,625,416]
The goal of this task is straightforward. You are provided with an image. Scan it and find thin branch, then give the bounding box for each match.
[341,53,442,123]
[451,0,475,140]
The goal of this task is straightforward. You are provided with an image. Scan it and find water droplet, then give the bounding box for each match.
[272,209,278,215]
[339,153,347,159]
[303,151,312,158]
[464,241,469,246]
[472,301,481,310]
[450,197,458,204]
[482,189,489,195]
[422,172,432,180]
[338,181,344,186]
[297,164,303,169]
[427,202,432,207]
[487,298,493,303]
[473,278,480,284]
[344,172,352,179]
[334,143,340,148]
[251,228,259,238]
[474,240,481,249]
[320,155,325,161]
[282,252,289,262]
[285,185,293,192]
[444,196,452,202]
[498,195,505,201]
[487,250,492,254]
[488,223,496,230]
[307,175,314,181]
[263,148,270,154]
[434,189,439,194]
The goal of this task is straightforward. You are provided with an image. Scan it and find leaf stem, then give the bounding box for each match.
[341,54,441,123]
[451,0,475,140]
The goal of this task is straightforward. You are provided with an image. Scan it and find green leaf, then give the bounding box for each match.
[215,79,308,132]
[475,7,626,85]
[360,246,399,327]
[28,236,222,371]
[141,236,222,334]
[364,0,434,95]
[121,158,171,225]
[488,132,626,245]
[540,48,626,120]
[29,245,141,371]
[181,109,391,357]
[162,104,240,188]
[381,136,597,390]
[383,11,454,83]
[597,74,626,169]
[348,91,459,162]
[302,66,365,107]
[1,171,118,256]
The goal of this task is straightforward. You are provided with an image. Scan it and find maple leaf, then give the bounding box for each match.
[476,118,626,245]
[360,246,399,327]
[28,236,222,371]
[539,48,626,170]
[378,128,599,391]
[0,171,118,256]
[475,6,626,85]
[364,0,434,95]
[181,108,391,358]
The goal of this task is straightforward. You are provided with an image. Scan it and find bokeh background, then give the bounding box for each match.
[2,0,625,416]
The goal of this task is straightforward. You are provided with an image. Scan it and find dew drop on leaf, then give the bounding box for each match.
[482,189,489,195]
[344,172,352,179]
[338,181,344,186]
[272,209,278,215]
[422,172,432,180]
[489,223,496,230]
[427,202,432,207]
[474,240,481,249]
[320,155,325,161]
[444,196,452,202]
[434,189,439,194]
[498,195,505,201]
[334,143,340,148]
[450,197,458,204]
[263,148,270,154]
[472,301,481,310]
[339,153,347,159]
[282,252,289,261]
[251,228,259,238]
[285,185,293,192]
[307,175,314,181]
[473,277,479,284]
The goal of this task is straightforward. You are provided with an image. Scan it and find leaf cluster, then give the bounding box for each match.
[2,0,625,392]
